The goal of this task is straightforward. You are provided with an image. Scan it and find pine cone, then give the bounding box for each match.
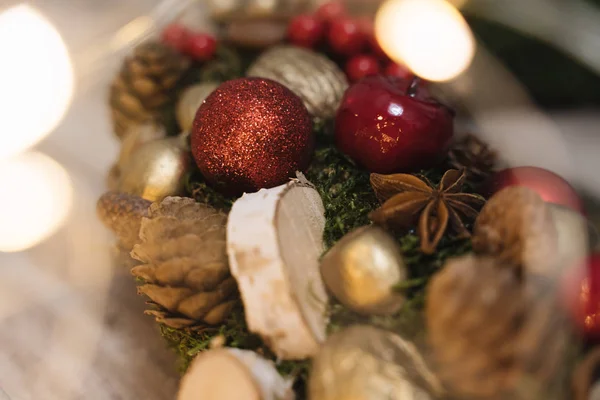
[426,255,568,400]
[110,42,190,139]
[97,191,152,251]
[131,197,238,329]
[447,134,497,184]
[247,46,348,121]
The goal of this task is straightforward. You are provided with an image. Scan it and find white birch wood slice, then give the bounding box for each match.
[178,348,294,400]
[227,175,328,360]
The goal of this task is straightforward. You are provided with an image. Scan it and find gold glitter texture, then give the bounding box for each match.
[191,77,314,194]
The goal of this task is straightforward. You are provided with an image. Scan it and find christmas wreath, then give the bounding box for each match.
[97,1,598,399]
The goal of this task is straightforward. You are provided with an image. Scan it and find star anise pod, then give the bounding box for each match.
[369,169,486,254]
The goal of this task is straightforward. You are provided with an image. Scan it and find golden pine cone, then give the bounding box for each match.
[472,186,559,276]
[110,42,190,139]
[426,254,568,400]
[246,46,348,121]
[131,197,238,329]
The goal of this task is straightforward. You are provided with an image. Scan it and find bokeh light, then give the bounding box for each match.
[375,0,475,82]
[0,5,74,160]
[0,152,73,252]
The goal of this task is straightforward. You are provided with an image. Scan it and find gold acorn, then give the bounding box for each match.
[320,226,407,315]
[117,135,192,202]
[176,82,220,133]
[110,42,190,139]
[426,254,569,400]
[247,46,348,121]
[131,197,238,329]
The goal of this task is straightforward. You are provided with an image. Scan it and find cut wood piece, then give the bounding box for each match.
[227,175,328,360]
[178,348,294,400]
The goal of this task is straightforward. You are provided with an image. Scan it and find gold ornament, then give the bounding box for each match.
[473,186,559,276]
[309,325,444,400]
[110,42,190,139]
[247,45,349,121]
[107,123,166,190]
[320,226,407,315]
[176,82,220,133]
[426,254,568,399]
[131,197,238,329]
[225,18,288,49]
[97,191,152,251]
[549,203,598,270]
[206,0,309,22]
[117,134,191,202]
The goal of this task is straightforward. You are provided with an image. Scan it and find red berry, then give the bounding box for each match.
[328,18,366,56]
[288,14,325,48]
[316,1,346,22]
[385,62,413,80]
[335,75,453,173]
[161,23,190,52]
[185,33,217,61]
[346,55,380,82]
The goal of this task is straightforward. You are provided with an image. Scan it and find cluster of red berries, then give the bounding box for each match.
[161,24,218,61]
[287,1,412,82]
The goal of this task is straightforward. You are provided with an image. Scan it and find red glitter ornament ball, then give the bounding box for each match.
[486,166,585,214]
[191,78,314,194]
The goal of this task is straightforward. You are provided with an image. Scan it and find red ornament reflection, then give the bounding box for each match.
[561,254,600,340]
[486,166,585,214]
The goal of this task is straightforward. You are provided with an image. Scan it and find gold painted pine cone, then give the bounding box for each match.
[130,197,238,329]
[426,255,568,400]
[110,42,190,139]
[247,45,348,121]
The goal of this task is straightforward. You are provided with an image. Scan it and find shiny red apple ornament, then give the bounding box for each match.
[561,254,600,341]
[335,76,454,173]
[486,166,585,214]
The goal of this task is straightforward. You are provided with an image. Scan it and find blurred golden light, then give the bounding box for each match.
[0,5,74,160]
[375,0,475,82]
[0,152,73,252]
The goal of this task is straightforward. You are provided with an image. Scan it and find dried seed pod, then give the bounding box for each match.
[473,186,559,276]
[97,191,151,251]
[131,197,238,329]
[247,46,348,121]
[426,254,568,399]
[309,325,444,400]
[320,225,407,315]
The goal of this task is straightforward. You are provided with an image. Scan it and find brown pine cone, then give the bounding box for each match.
[130,197,238,329]
[109,42,190,139]
[447,134,497,184]
[97,191,152,251]
[426,254,568,400]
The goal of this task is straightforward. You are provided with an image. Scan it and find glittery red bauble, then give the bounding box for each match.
[335,75,454,173]
[561,254,600,341]
[191,78,313,194]
[486,166,585,214]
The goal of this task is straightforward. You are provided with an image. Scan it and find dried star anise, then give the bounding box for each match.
[369,169,486,254]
